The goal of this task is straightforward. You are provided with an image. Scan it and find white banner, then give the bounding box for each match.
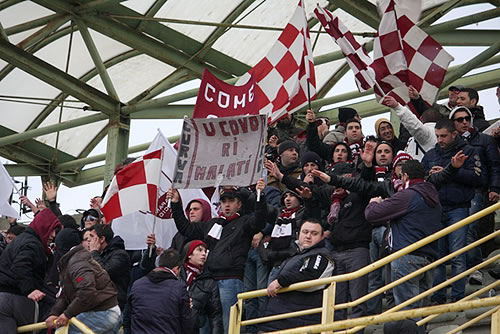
[173,115,267,189]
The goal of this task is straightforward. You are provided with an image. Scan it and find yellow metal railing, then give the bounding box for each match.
[17,317,95,333]
[229,201,500,334]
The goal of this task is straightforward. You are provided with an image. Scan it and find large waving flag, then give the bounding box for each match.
[371,0,453,105]
[101,149,163,221]
[315,1,453,107]
[0,161,20,219]
[314,5,376,92]
[239,0,316,124]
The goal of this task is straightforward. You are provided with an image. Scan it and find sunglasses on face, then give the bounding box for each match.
[453,116,471,123]
[85,215,98,222]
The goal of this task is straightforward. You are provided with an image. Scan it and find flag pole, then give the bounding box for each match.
[304,54,312,111]
[150,147,164,258]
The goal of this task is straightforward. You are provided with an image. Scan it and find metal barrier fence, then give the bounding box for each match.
[229,201,500,334]
[17,317,95,333]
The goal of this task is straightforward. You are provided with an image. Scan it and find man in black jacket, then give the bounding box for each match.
[260,218,334,331]
[450,106,500,284]
[129,248,193,334]
[88,224,131,311]
[168,178,266,333]
[0,209,61,334]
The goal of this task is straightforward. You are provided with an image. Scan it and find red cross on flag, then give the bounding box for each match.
[101,149,163,222]
[371,0,453,106]
[239,0,316,124]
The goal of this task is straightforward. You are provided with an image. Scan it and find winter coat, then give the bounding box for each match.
[365,181,442,260]
[307,183,372,250]
[0,228,48,296]
[50,245,118,318]
[171,198,268,280]
[90,235,131,310]
[463,129,500,193]
[422,136,483,209]
[129,269,193,334]
[0,209,61,296]
[179,267,223,334]
[323,124,345,145]
[260,239,334,331]
[470,106,490,132]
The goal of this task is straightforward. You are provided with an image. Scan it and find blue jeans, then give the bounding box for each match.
[392,255,433,310]
[218,278,244,334]
[61,305,121,334]
[244,249,269,333]
[466,191,485,268]
[432,208,468,303]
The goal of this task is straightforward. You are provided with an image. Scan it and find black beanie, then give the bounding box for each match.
[338,107,358,123]
[55,228,81,258]
[278,140,300,155]
[300,151,322,169]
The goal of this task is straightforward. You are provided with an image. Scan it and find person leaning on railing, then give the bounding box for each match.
[45,228,121,333]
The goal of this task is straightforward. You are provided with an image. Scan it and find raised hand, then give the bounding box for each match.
[43,181,58,202]
[305,109,315,123]
[310,169,331,183]
[451,150,467,169]
[381,95,398,108]
[408,85,419,100]
[360,140,376,167]
[295,186,312,199]
[264,159,283,180]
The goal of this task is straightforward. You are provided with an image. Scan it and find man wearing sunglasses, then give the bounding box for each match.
[449,106,500,285]
[456,87,490,132]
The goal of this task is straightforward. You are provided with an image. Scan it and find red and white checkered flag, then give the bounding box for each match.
[371,0,453,106]
[238,0,316,124]
[314,5,376,92]
[101,149,163,221]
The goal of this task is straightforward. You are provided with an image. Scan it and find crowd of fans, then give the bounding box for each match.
[0,85,499,334]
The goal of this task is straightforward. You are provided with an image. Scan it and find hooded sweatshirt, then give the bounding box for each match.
[365,180,442,260]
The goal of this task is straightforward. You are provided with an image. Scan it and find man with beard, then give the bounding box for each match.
[422,118,482,304]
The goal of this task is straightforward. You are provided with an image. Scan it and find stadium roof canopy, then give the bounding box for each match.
[0,0,499,188]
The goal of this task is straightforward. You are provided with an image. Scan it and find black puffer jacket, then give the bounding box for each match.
[308,183,372,250]
[0,228,48,296]
[171,198,267,280]
[90,235,131,310]
[179,267,223,334]
[260,239,334,332]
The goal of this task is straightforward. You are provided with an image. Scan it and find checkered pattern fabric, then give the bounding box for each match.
[314,5,376,92]
[101,149,163,221]
[239,0,316,124]
[371,0,453,106]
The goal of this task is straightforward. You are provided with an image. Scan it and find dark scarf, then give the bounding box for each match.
[404,178,425,190]
[279,206,301,219]
[327,189,349,226]
[184,262,202,287]
[219,212,240,222]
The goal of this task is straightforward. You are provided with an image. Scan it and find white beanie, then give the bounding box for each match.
[449,106,473,127]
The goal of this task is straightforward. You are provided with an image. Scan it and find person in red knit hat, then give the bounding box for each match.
[180,240,223,334]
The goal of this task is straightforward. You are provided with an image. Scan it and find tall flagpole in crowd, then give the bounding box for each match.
[150,147,164,258]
